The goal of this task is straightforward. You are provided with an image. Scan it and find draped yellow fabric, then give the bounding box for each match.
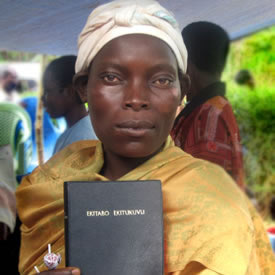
[16,138,275,274]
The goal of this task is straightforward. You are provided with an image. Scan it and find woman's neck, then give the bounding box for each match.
[100,146,163,180]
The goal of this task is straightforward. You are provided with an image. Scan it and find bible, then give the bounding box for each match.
[64,180,163,275]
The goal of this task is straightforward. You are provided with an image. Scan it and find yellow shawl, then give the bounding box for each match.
[16,138,275,274]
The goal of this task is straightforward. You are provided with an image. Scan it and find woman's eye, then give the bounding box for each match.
[101,73,121,83]
[153,78,173,87]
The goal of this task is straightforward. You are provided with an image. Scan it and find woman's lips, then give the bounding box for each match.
[116,120,154,137]
[117,120,154,129]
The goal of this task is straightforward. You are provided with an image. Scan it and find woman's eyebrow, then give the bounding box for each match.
[96,61,177,73]
[95,62,129,74]
[148,63,178,75]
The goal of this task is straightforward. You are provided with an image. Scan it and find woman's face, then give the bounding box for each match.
[86,34,182,159]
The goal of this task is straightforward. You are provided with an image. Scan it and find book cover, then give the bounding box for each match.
[64,180,163,275]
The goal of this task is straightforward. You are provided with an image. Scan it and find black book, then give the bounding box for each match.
[64,180,163,275]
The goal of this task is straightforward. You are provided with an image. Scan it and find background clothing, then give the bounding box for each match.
[53,115,97,154]
[16,139,274,274]
[171,82,245,189]
[0,145,16,232]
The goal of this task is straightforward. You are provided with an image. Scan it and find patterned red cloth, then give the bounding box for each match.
[171,82,245,189]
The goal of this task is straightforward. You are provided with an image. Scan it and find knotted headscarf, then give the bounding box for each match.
[76,0,187,74]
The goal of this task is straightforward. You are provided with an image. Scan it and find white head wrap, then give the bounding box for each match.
[76,0,187,74]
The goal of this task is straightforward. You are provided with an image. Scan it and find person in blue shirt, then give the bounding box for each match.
[42,55,97,155]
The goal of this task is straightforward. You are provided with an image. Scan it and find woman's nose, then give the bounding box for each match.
[123,80,150,111]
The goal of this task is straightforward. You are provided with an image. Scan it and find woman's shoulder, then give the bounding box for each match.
[160,153,259,274]
[27,140,99,182]
[158,150,252,225]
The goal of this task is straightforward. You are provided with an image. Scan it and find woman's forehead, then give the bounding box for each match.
[91,34,178,68]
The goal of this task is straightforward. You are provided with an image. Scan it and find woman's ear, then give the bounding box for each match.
[73,71,89,103]
[179,71,191,103]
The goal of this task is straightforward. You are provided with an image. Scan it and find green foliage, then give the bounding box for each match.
[240,27,275,79]
[224,27,275,205]
[0,50,38,62]
[21,91,38,98]
[0,50,57,65]
[227,85,275,195]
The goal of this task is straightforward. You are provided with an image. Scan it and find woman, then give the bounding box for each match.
[16,1,275,274]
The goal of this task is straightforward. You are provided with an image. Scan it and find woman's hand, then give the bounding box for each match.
[38,267,80,275]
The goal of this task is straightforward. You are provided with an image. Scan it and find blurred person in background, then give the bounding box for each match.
[0,68,22,103]
[171,21,245,189]
[42,55,97,155]
[235,69,255,89]
[0,144,20,274]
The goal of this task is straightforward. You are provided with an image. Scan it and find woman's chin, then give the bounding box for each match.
[117,146,162,160]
